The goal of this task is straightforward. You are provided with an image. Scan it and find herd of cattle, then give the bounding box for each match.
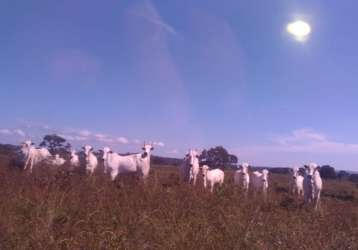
[19,140,323,210]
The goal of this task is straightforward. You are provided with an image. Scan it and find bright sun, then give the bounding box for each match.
[286,20,311,41]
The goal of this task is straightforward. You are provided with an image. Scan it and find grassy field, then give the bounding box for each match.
[0,153,357,250]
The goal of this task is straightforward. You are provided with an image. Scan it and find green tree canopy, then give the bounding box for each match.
[40,134,71,155]
[200,146,238,169]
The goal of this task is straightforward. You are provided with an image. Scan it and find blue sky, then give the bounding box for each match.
[1,0,358,170]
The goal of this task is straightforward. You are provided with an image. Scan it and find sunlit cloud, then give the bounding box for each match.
[167,149,178,154]
[79,130,91,137]
[97,137,114,143]
[14,129,26,137]
[117,137,129,144]
[0,129,12,135]
[94,133,107,139]
[71,136,87,141]
[153,141,165,147]
[238,129,358,155]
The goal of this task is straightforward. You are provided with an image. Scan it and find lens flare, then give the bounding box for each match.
[286,20,311,41]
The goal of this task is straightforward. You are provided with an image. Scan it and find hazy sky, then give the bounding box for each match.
[1,0,358,170]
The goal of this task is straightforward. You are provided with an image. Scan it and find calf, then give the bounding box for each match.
[188,149,200,185]
[234,162,250,195]
[70,150,80,167]
[21,140,51,172]
[303,163,322,210]
[202,165,224,193]
[289,167,304,197]
[83,145,98,175]
[52,154,65,166]
[251,169,269,198]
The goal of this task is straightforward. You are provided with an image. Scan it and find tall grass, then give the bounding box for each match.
[0,155,357,249]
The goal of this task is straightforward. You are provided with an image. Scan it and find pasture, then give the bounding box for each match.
[0,153,357,250]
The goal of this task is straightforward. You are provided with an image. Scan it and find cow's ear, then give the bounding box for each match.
[304,165,309,169]
[316,166,321,171]
[142,147,145,150]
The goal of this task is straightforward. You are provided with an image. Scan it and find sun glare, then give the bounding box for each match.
[286,20,311,41]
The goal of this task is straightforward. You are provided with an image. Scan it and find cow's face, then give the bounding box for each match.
[102,147,111,160]
[83,145,93,156]
[261,169,269,184]
[141,143,154,158]
[241,163,249,174]
[188,149,199,166]
[305,163,319,179]
[202,165,209,177]
[290,167,300,180]
[21,140,34,148]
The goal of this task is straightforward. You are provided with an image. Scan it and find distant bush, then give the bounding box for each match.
[269,168,290,174]
[320,165,337,179]
[337,170,350,181]
[151,155,182,167]
[349,174,358,183]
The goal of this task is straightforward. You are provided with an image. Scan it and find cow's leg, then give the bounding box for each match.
[111,169,118,181]
[24,156,30,170]
[30,157,35,173]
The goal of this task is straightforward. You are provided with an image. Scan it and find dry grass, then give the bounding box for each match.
[0,154,357,250]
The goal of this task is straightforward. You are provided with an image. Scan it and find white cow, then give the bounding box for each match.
[188,149,200,185]
[202,165,224,193]
[83,145,98,175]
[70,150,80,167]
[21,140,51,173]
[289,167,304,197]
[52,154,65,166]
[303,163,322,210]
[234,162,250,195]
[102,143,154,181]
[252,169,269,198]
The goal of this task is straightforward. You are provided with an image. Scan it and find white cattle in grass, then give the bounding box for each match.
[303,163,322,210]
[188,149,200,185]
[70,150,80,167]
[102,143,154,181]
[52,154,65,166]
[234,162,250,195]
[202,165,224,193]
[21,140,51,173]
[289,167,304,197]
[83,145,98,175]
[252,169,269,198]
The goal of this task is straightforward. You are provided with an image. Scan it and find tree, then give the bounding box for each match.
[319,165,337,179]
[200,146,238,169]
[40,134,71,156]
